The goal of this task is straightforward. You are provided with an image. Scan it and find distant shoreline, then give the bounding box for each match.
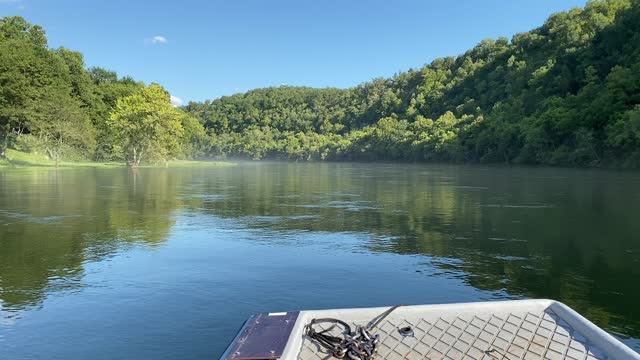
[0,149,235,169]
[4,148,640,171]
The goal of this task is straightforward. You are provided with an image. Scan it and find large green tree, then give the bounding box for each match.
[0,16,202,164]
[0,16,62,157]
[108,84,185,166]
[31,91,95,166]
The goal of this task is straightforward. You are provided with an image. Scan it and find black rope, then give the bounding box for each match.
[305,305,403,360]
[365,304,403,331]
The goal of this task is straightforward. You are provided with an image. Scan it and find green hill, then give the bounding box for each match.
[185,0,640,167]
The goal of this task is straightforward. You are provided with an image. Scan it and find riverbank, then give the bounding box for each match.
[0,149,234,169]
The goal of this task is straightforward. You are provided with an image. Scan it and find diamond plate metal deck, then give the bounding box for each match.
[293,302,626,360]
[220,300,639,360]
[297,309,605,359]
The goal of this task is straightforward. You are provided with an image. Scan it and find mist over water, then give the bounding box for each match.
[0,163,639,358]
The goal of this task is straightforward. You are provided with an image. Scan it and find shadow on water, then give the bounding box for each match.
[0,163,639,356]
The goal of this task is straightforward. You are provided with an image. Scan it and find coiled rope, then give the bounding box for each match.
[304,305,403,360]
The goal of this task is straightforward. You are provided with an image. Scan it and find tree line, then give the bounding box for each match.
[185,0,640,167]
[2,0,639,167]
[0,16,206,166]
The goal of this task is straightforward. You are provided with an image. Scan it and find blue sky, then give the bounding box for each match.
[1,0,588,105]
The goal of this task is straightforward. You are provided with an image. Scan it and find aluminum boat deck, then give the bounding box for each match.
[221,299,639,360]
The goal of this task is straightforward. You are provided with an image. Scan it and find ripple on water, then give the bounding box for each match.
[487,237,528,243]
[493,255,529,261]
[479,204,554,209]
[279,200,380,212]
[181,194,226,201]
[450,185,489,190]
[0,210,81,224]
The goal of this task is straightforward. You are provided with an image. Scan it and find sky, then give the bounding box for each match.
[0,0,588,105]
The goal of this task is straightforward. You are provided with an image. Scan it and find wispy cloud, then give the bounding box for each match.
[0,0,22,4]
[170,95,183,107]
[151,35,168,44]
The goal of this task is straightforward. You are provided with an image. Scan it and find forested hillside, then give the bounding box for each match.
[0,17,206,166]
[1,0,639,167]
[186,0,640,167]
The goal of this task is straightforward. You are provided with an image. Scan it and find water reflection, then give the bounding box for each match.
[0,169,181,313]
[0,163,639,354]
[188,163,640,338]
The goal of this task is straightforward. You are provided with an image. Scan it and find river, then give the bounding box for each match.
[0,163,639,358]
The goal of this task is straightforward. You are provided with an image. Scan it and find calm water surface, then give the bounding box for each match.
[0,163,639,359]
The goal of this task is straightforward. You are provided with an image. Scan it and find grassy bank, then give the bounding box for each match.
[0,149,234,169]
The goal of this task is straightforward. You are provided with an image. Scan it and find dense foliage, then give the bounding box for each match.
[1,0,639,167]
[0,16,203,165]
[186,0,640,167]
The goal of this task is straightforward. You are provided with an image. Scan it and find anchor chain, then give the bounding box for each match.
[304,305,403,360]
